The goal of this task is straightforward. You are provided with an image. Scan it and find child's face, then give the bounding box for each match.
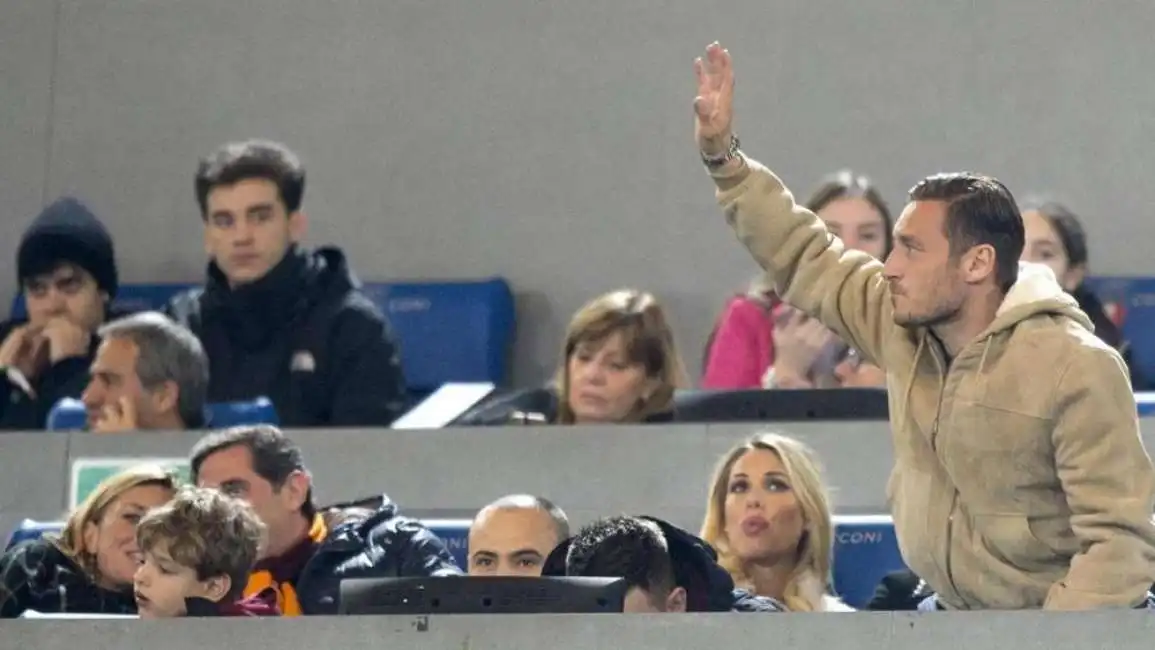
[133,544,225,618]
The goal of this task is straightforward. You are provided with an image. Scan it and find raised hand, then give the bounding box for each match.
[693,42,735,156]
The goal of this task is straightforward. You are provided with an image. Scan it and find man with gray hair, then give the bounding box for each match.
[467,494,569,577]
[81,311,208,432]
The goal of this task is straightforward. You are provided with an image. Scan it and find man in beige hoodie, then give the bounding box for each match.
[691,42,1155,610]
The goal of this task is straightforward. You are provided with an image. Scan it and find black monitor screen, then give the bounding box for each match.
[338,576,627,615]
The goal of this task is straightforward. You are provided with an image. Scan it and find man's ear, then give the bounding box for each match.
[665,586,687,613]
[282,469,312,514]
[288,211,308,243]
[962,244,997,285]
[149,380,179,417]
[202,574,232,603]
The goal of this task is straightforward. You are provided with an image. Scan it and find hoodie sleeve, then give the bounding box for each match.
[1044,343,1155,609]
[325,302,409,426]
[712,156,895,367]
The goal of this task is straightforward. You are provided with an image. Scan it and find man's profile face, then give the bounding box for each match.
[468,507,561,577]
[884,200,965,327]
[82,337,155,428]
[195,444,301,558]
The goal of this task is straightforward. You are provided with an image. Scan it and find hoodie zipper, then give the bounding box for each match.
[926,339,960,607]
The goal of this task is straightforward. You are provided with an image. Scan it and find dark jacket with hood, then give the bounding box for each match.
[542,516,784,613]
[291,494,462,615]
[0,197,122,431]
[456,386,676,426]
[0,538,137,618]
[167,245,407,427]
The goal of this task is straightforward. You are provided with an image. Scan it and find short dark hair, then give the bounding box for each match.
[98,312,208,428]
[481,494,571,540]
[189,425,315,519]
[908,172,1024,292]
[565,516,675,602]
[136,486,265,600]
[195,140,305,217]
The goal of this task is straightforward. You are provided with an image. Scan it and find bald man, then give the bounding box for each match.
[468,495,569,577]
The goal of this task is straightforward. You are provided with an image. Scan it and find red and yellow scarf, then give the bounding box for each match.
[243,515,328,617]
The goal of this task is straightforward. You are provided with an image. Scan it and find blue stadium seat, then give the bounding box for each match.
[46,398,87,431]
[11,282,196,320]
[206,397,279,427]
[6,517,470,564]
[6,519,63,550]
[360,278,515,397]
[423,518,471,569]
[46,396,279,431]
[1083,276,1155,383]
[831,514,906,609]
[1138,393,1155,417]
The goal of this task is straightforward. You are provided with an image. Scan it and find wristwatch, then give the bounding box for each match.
[701,134,740,169]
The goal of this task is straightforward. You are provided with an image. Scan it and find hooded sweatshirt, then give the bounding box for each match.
[542,516,784,612]
[710,154,1155,610]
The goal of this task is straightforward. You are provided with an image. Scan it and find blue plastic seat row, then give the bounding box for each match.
[6,513,903,609]
[13,278,516,398]
[45,397,279,431]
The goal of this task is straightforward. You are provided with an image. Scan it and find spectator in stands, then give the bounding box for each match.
[189,424,460,616]
[702,171,891,390]
[1019,200,1145,387]
[0,464,177,618]
[81,312,208,432]
[700,433,851,611]
[134,486,278,618]
[457,289,686,425]
[0,197,125,430]
[693,43,1155,609]
[543,515,783,612]
[167,139,407,428]
[468,494,569,576]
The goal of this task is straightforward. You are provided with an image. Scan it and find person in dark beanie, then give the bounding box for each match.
[166,139,407,427]
[0,197,124,430]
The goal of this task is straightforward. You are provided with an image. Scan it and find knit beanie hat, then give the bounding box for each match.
[17,196,119,298]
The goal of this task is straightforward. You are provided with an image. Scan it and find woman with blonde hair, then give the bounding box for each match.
[0,464,179,617]
[458,288,688,425]
[700,432,851,611]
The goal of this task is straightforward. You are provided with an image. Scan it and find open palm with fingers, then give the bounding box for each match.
[693,42,735,155]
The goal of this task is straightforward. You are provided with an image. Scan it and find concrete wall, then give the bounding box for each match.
[6,418,1155,538]
[7,611,1155,650]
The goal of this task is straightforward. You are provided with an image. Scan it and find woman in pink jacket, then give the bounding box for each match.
[701,171,892,389]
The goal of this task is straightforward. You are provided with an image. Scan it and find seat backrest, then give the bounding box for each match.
[1083,276,1155,382]
[6,519,64,550]
[830,514,907,609]
[360,278,515,396]
[48,397,280,431]
[46,398,86,431]
[422,518,471,569]
[206,397,279,427]
[11,282,197,320]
